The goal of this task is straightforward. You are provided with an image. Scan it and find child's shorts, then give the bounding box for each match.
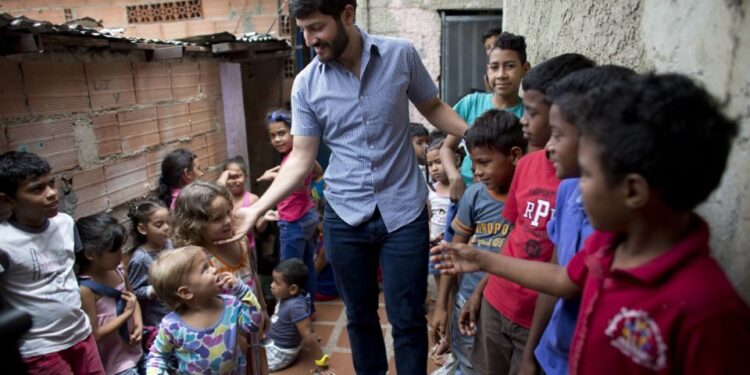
[22,334,105,375]
[265,342,301,372]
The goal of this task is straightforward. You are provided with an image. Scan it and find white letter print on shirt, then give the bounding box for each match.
[523,199,551,227]
[605,307,667,371]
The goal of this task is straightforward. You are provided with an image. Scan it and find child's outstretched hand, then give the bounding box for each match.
[216,272,239,292]
[257,165,281,182]
[263,210,279,222]
[430,242,482,274]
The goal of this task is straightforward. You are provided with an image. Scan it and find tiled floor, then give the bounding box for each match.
[273,292,441,374]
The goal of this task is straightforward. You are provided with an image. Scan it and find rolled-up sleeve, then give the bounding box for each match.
[291,73,323,137]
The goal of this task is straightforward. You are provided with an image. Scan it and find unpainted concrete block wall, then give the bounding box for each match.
[503,0,750,302]
[0,0,283,39]
[0,50,228,221]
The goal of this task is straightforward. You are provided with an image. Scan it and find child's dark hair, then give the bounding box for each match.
[578,73,738,211]
[291,0,356,19]
[545,65,637,125]
[465,109,527,154]
[0,151,51,198]
[223,156,248,176]
[266,109,292,129]
[522,53,596,94]
[430,129,446,141]
[410,122,429,138]
[156,149,197,207]
[492,32,527,64]
[426,137,446,154]
[127,198,167,252]
[482,26,503,43]
[274,258,309,290]
[75,213,127,273]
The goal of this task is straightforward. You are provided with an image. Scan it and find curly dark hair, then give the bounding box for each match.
[522,53,596,94]
[274,258,309,290]
[578,73,738,211]
[491,32,527,64]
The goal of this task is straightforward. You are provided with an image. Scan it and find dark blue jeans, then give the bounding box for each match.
[324,203,429,375]
[278,208,318,306]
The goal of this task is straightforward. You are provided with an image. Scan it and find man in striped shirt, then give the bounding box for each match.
[226,1,468,373]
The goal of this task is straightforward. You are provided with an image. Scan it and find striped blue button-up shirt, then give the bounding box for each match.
[291,26,437,232]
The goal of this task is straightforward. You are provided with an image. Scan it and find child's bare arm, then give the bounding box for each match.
[124,274,143,345]
[433,242,580,299]
[80,286,136,341]
[295,317,332,372]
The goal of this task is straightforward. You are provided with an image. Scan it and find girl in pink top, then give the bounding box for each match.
[261,109,323,313]
[76,213,143,375]
[155,148,204,210]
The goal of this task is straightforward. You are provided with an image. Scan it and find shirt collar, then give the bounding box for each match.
[599,215,710,284]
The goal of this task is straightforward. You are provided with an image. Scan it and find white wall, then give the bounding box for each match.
[504,0,750,302]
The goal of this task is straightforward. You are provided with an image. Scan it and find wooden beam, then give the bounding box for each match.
[0,33,42,55]
[147,45,185,61]
[212,42,251,54]
[39,34,108,48]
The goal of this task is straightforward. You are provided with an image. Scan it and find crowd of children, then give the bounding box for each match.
[1,24,750,375]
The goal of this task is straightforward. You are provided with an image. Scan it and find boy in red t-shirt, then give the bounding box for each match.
[434,73,750,374]
[460,53,594,375]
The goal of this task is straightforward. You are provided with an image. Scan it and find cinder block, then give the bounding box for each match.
[246,15,276,34]
[186,19,217,36]
[92,5,128,28]
[157,103,191,142]
[85,61,136,109]
[104,154,150,208]
[23,61,90,115]
[6,118,78,172]
[134,62,172,104]
[133,24,163,40]
[203,0,230,18]
[170,61,200,100]
[0,60,28,117]
[161,20,188,40]
[92,113,121,157]
[0,1,26,11]
[258,0,280,14]
[187,134,208,168]
[189,99,212,134]
[71,166,109,218]
[23,8,67,24]
[117,107,159,153]
[205,129,227,167]
[199,60,221,97]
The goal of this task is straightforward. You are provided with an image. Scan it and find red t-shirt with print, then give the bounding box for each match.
[483,150,560,328]
[566,217,750,375]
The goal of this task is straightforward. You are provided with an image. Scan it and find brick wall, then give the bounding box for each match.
[0,0,283,40]
[0,52,229,220]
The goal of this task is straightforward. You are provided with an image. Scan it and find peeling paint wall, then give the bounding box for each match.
[357,0,500,123]
[504,0,750,302]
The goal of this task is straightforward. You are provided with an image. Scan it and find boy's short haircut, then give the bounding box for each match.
[0,151,51,197]
[579,73,738,211]
[546,65,637,125]
[149,245,204,312]
[409,122,429,138]
[482,26,503,43]
[492,32,528,64]
[275,258,309,289]
[291,0,356,19]
[465,109,527,155]
[521,53,596,94]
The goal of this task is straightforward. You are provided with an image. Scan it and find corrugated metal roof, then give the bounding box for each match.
[0,12,290,58]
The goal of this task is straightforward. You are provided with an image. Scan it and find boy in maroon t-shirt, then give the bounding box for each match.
[434,73,750,374]
[460,53,595,375]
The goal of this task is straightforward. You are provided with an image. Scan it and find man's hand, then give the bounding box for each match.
[430,242,482,274]
[215,206,260,245]
[257,165,281,183]
[458,291,481,336]
[448,176,466,202]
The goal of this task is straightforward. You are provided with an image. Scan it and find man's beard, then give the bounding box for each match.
[315,20,349,63]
